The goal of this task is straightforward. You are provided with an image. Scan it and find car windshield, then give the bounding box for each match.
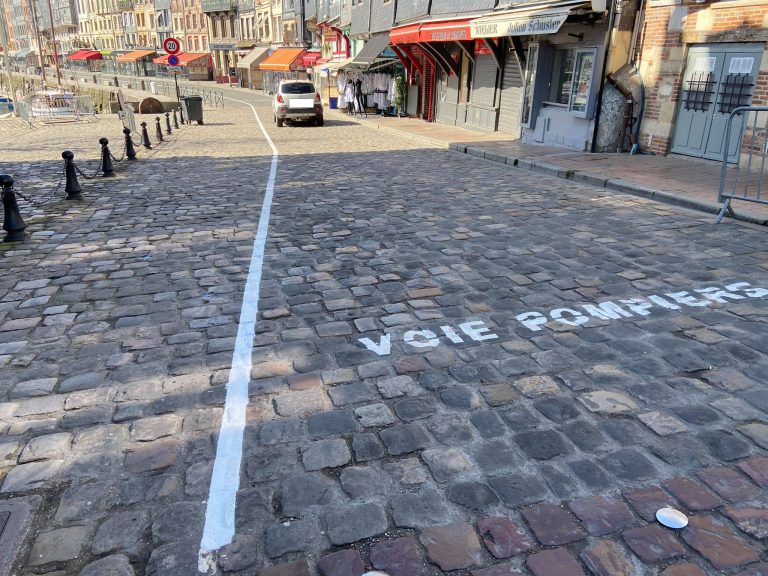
[281,83,315,95]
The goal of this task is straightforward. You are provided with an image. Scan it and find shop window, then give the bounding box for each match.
[569,49,596,114]
[543,47,596,117]
[547,48,574,106]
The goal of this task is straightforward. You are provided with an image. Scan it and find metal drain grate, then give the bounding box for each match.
[0,496,41,576]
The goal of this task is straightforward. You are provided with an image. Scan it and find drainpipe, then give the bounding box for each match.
[589,0,617,153]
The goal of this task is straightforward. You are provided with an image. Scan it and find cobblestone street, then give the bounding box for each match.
[1,98,767,576]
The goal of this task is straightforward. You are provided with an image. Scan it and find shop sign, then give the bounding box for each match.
[471,12,569,38]
[426,28,470,42]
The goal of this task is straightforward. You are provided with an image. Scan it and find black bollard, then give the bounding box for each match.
[179,105,185,125]
[155,117,164,142]
[100,137,115,177]
[172,108,179,129]
[123,127,137,161]
[1,174,28,242]
[62,150,83,200]
[165,112,172,134]
[140,122,152,149]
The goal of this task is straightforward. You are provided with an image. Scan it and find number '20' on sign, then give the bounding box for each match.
[163,37,181,55]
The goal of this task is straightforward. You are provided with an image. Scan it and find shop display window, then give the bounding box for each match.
[523,42,598,124]
[542,46,596,117]
[569,49,596,114]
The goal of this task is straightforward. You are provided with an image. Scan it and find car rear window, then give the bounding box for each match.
[281,83,315,94]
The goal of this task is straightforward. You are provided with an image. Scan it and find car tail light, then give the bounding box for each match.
[276,94,284,103]
[315,92,321,103]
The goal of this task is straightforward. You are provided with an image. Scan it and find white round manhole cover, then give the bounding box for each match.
[656,507,688,529]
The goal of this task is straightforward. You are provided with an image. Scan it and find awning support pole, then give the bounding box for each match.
[482,38,503,70]
[399,45,423,76]
[418,43,452,75]
[430,43,460,76]
[511,37,526,70]
[455,40,475,63]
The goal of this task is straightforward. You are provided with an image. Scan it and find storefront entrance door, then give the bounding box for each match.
[671,43,763,162]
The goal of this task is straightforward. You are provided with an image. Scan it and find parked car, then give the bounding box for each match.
[273,80,323,127]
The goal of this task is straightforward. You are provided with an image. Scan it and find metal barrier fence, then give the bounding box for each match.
[115,76,225,109]
[716,106,768,223]
[14,94,95,125]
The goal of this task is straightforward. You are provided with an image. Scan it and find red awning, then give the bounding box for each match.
[177,52,210,66]
[153,52,210,66]
[390,23,421,45]
[67,49,102,61]
[390,18,473,45]
[303,52,322,67]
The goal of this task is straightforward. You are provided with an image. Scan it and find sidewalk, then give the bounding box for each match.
[331,109,768,226]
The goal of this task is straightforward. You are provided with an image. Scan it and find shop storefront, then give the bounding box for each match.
[314,57,353,107]
[65,50,103,73]
[236,46,271,90]
[471,0,609,150]
[115,49,158,77]
[337,33,400,114]
[209,43,237,83]
[153,53,212,80]
[100,51,130,76]
[258,47,307,94]
[391,17,503,130]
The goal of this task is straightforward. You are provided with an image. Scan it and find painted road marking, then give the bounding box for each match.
[198,97,278,573]
[358,281,768,356]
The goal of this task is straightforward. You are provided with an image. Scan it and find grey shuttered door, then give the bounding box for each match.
[498,47,523,138]
[470,54,498,108]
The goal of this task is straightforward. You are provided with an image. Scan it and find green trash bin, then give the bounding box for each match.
[181,95,204,125]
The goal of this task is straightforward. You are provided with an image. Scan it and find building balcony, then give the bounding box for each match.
[201,0,237,12]
[117,0,133,9]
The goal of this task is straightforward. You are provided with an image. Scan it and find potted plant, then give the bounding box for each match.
[393,72,407,117]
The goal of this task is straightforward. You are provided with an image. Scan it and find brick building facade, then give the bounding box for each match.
[636,0,768,157]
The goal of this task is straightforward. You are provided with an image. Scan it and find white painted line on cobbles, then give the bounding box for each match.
[198,97,278,573]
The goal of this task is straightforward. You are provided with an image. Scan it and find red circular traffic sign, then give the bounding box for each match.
[163,37,181,55]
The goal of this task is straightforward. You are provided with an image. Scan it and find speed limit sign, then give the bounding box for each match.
[163,37,181,55]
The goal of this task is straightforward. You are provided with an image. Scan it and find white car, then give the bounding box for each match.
[273,80,324,127]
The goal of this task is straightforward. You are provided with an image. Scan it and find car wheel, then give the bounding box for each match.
[276,117,284,127]
[316,117,324,127]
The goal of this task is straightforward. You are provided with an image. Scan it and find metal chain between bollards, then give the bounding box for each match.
[111,140,128,163]
[73,157,104,180]
[7,168,67,206]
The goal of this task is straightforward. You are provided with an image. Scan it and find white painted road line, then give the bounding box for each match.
[198,97,279,573]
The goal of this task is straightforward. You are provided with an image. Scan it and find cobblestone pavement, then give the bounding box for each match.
[1,99,767,576]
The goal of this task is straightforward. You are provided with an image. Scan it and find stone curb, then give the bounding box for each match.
[331,111,767,227]
[457,145,768,227]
